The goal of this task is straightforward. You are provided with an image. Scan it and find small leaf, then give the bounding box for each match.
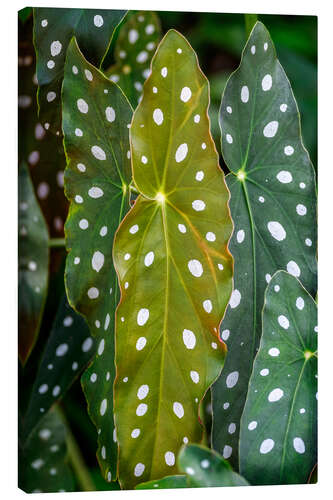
[19,16,68,237]
[62,38,132,482]
[113,29,233,489]
[33,7,126,133]
[178,444,249,487]
[239,271,317,485]
[22,294,94,440]
[136,475,188,490]
[19,408,75,493]
[105,10,161,107]
[212,21,317,467]
[19,163,49,364]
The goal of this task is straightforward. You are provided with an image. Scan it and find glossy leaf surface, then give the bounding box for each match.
[136,475,188,490]
[33,7,126,133]
[18,164,49,364]
[19,408,75,493]
[19,15,68,238]
[239,271,317,485]
[23,294,94,440]
[178,444,249,487]
[105,10,161,107]
[212,22,317,467]
[62,38,132,482]
[113,29,233,489]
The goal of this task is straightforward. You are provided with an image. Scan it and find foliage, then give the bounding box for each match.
[18,8,317,493]
[113,29,232,488]
[18,164,49,364]
[239,271,317,484]
[211,21,317,468]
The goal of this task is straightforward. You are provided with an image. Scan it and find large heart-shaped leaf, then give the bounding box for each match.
[212,21,317,467]
[62,37,132,483]
[22,294,94,441]
[19,15,68,238]
[105,10,161,107]
[178,444,249,487]
[113,29,233,489]
[239,271,317,484]
[18,163,49,365]
[19,408,75,493]
[33,7,126,133]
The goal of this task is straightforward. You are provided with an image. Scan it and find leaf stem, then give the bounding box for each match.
[244,14,258,38]
[48,238,66,248]
[56,405,95,491]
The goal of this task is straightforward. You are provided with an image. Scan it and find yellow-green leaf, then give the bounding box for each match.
[113,29,233,489]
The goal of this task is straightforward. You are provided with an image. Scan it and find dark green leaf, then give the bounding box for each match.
[136,475,188,490]
[19,16,68,238]
[33,7,126,133]
[178,444,249,487]
[113,29,233,489]
[62,37,132,482]
[239,271,317,485]
[22,294,94,440]
[212,21,317,468]
[19,164,49,364]
[105,10,161,107]
[19,408,75,493]
[19,7,32,24]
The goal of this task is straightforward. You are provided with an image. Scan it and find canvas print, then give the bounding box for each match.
[18,6,318,493]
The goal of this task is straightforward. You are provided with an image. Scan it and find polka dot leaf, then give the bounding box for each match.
[22,294,94,441]
[19,17,68,238]
[239,271,317,484]
[62,37,132,483]
[33,7,126,133]
[136,475,188,490]
[212,22,317,468]
[19,408,75,493]
[105,10,161,107]
[113,30,233,489]
[178,444,249,487]
[18,163,49,365]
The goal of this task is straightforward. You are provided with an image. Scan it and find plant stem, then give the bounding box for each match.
[244,14,258,38]
[56,406,95,492]
[48,238,66,248]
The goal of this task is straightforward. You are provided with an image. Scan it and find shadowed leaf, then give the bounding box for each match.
[33,7,126,133]
[62,38,132,482]
[239,271,317,485]
[19,408,75,493]
[23,294,94,440]
[105,10,161,107]
[113,29,233,489]
[178,444,249,487]
[212,21,317,468]
[19,15,68,238]
[19,164,49,364]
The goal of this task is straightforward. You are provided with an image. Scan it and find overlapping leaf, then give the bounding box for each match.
[105,10,161,107]
[212,22,317,467]
[19,15,68,237]
[113,29,233,489]
[18,164,49,364]
[19,408,75,493]
[22,294,94,440]
[239,271,317,484]
[33,7,126,133]
[62,38,132,482]
[178,444,249,487]
[136,475,188,490]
